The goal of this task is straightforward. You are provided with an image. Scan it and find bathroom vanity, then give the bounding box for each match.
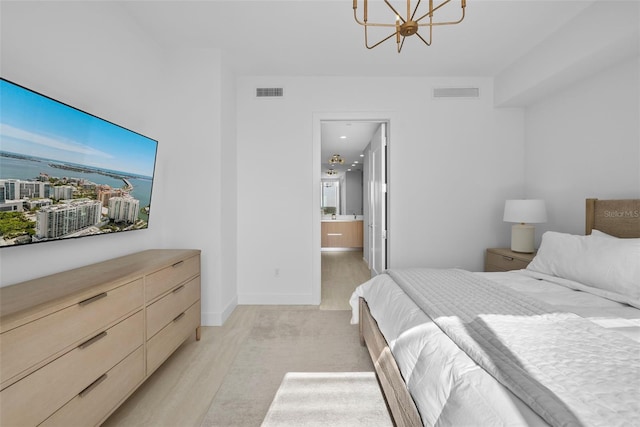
[321,217,364,249]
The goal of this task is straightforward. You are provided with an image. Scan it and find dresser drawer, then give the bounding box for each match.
[0,278,143,387]
[0,310,143,427]
[147,276,200,339]
[146,255,200,302]
[41,346,144,427]
[147,300,200,375]
[485,251,530,272]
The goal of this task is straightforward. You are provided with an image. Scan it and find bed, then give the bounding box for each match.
[350,198,640,427]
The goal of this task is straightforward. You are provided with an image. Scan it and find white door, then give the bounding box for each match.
[370,123,387,276]
[363,144,371,267]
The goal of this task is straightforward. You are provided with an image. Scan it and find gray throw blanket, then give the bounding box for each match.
[388,268,640,427]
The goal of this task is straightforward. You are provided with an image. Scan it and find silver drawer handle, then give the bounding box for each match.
[78,331,108,349]
[172,285,185,294]
[502,256,514,261]
[173,312,186,322]
[79,373,108,397]
[172,260,184,268]
[327,233,343,236]
[78,292,107,306]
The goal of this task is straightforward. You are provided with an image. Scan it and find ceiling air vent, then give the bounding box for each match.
[433,87,479,99]
[256,87,284,98]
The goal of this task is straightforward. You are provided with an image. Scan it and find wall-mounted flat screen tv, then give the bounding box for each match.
[0,78,158,248]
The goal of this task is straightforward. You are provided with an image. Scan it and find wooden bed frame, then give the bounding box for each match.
[360,198,640,427]
[359,298,422,427]
[585,198,640,237]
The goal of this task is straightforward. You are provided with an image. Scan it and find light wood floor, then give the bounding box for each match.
[103,252,370,426]
[320,250,371,310]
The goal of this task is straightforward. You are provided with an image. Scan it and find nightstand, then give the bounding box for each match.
[484,248,536,272]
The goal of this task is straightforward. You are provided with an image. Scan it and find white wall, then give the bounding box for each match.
[0,1,166,285]
[495,0,640,246]
[388,81,525,270]
[236,76,525,305]
[160,47,232,325]
[524,57,640,237]
[219,50,239,323]
[0,2,237,325]
[494,1,639,107]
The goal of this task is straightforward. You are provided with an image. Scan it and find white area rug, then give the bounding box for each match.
[201,309,376,426]
[261,372,392,427]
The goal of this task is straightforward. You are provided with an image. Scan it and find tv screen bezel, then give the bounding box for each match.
[0,77,158,249]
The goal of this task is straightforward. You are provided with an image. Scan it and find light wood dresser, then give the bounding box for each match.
[0,249,201,427]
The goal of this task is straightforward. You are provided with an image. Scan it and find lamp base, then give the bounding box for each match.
[511,223,535,253]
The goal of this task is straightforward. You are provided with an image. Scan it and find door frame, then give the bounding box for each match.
[312,111,393,305]
[368,122,387,276]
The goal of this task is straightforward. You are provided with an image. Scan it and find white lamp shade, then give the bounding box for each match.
[503,199,547,224]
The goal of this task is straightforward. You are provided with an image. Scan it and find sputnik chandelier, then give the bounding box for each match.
[352,0,467,53]
[329,154,345,165]
[327,169,338,176]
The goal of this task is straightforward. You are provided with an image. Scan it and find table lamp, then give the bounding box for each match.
[503,199,547,253]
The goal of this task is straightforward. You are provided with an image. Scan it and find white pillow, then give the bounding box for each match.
[527,231,640,308]
[589,229,617,239]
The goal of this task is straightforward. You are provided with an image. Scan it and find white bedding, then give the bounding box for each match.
[350,269,640,427]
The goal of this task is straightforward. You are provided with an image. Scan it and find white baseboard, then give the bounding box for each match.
[220,296,237,323]
[201,295,238,326]
[238,293,316,305]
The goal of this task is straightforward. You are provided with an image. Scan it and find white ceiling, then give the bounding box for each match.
[120,0,599,177]
[122,0,596,77]
[321,121,381,177]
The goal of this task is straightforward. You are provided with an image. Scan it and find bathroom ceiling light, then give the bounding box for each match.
[329,154,345,165]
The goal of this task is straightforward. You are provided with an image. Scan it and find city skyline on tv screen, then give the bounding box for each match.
[0,78,158,247]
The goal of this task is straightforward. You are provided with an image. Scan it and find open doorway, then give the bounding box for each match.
[315,118,388,309]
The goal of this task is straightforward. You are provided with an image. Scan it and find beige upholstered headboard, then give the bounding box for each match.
[585,198,640,238]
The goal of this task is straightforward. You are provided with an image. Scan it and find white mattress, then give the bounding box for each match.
[350,269,640,427]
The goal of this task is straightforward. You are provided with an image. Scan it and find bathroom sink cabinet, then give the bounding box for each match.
[321,220,363,248]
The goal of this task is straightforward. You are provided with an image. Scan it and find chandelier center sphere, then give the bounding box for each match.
[399,21,418,37]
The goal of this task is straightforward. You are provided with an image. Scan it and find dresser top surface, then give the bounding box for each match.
[0,249,200,328]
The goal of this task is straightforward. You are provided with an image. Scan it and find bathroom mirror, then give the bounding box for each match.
[321,181,340,214]
[321,171,363,215]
